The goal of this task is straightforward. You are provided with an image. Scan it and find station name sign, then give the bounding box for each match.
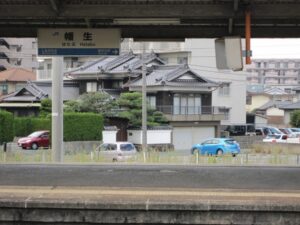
[38,29,120,56]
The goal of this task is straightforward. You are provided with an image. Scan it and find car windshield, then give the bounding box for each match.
[99,144,117,151]
[269,127,282,134]
[28,131,44,138]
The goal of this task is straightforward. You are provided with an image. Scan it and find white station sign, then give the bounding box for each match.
[38,29,120,56]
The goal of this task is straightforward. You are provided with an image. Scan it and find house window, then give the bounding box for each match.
[246,95,252,105]
[219,107,230,120]
[173,94,201,115]
[112,80,123,89]
[0,84,8,95]
[177,56,188,64]
[147,96,156,109]
[219,83,230,96]
[86,82,97,92]
[47,64,52,70]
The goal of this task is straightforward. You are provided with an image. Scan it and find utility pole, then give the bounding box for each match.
[142,42,147,161]
[51,57,64,162]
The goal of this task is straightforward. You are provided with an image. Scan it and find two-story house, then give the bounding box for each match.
[127,64,224,150]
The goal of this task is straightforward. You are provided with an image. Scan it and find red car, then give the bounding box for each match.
[18,130,50,150]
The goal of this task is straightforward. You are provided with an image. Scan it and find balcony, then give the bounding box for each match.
[156,105,225,122]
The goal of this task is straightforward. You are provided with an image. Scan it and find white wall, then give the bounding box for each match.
[102,130,118,143]
[184,39,247,125]
[127,130,172,145]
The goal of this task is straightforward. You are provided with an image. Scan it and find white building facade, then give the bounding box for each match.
[184,39,246,125]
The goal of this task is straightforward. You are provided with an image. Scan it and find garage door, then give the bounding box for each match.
[173,127,215,151]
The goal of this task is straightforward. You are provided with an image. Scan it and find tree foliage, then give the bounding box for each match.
[39,98,52,118]
[63,91,168,127]
[64,92,117,116]
[116,92,168,127]
[290,110,300,127]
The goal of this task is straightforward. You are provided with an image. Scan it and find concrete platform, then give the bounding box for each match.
[0,186,300,225]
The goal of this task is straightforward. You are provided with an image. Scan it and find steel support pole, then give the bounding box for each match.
[245,9,252,65]
[142,43,147,160]
[51,57,64,163]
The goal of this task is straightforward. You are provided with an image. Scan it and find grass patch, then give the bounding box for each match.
[251,143,300,155]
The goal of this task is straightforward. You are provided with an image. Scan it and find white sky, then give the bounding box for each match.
[251,39,300,59]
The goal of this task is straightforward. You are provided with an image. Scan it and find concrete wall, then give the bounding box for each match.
[284,110,292,126]
[266,107,284,116]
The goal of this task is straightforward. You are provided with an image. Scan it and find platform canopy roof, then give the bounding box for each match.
[1,0,300,38]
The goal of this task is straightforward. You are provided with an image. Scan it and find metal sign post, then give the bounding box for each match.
[38,28,121,163]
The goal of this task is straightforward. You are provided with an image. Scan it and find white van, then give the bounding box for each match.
[96,142,137,162]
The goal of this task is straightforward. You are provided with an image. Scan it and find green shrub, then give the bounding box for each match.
[290,110,300,127]
[13,113,103,141]
[0,110,14,144]
[14,117,51,137]
[63,113,103,141]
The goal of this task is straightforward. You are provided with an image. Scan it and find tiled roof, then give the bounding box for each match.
[0,68,36,82]
[67,52,165,77]
[256,100,292,111]
[1,81,47,102]
[279,100,300,110]
[127,64,218,88]
[264,87,289,95]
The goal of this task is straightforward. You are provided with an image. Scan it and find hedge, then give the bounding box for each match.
[63,113,103,141]
[13,113,103,141]
[0,110,14,144]
[14,117,51,137]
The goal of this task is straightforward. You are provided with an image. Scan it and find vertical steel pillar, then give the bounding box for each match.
[245,9,252,65]
[51,57,64,163]
[142,43,147,160]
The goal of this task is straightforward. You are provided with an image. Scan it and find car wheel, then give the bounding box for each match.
[31,143,39,150]
[216,149,223,156]
[112,158,117,162]
[232,153,237,157]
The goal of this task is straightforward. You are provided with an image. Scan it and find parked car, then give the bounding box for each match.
[191,138,240,157]
[255,126,283,136]
[96,142,137,162]
[279,128,300,138]
[17,130,50,150]
[224,124,255,136]
[263,134,288,143]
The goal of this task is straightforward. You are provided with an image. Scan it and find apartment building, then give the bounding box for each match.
[0,38,38,72]
[246,59,300,93]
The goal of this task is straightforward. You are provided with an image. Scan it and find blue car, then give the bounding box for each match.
[191,138,240,156]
